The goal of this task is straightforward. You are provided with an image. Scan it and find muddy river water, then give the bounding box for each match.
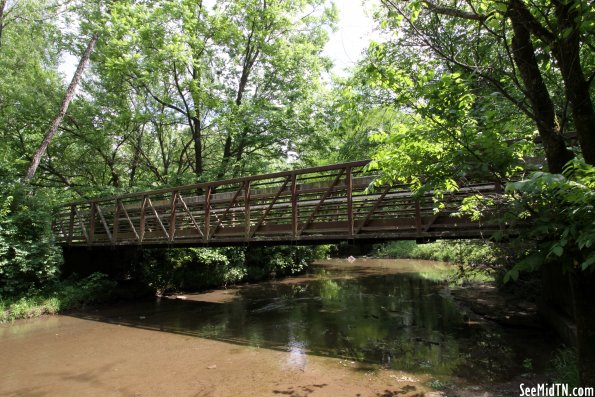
[1,259,558,396]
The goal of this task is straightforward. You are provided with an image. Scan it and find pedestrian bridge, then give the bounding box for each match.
[52,160,503,247]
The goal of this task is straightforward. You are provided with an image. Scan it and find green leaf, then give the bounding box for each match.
[581,255,595,271]
[550,244,564,257]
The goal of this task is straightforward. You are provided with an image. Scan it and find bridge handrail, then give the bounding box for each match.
[62,159,372,207]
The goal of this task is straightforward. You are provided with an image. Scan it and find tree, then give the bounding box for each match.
[378,0,594,172]
[365,0,595,385]
[99,0,336,181]
[25,34,97,182]
[0,0,64,174]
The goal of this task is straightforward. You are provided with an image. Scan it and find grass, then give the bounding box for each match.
[0,273,116,323]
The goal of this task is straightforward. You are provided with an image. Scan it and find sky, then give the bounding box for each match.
[322,0,380,75]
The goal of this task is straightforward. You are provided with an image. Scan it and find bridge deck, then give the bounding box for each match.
[52,160,502,247]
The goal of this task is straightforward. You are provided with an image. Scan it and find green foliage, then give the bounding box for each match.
[0,166,63,296]
[362,54,532,193]
[0,272,116,322]
[375,240,498,284]
[139,245,328,294]
[550,348,580,388]
[244,245,328,280]
[504,160,595,282]
[55,272,116,309]
[376,240,499,268]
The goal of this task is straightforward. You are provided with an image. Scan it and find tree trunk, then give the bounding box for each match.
[217,134,233,180]
[129,126,144,187]
[569,268,595,386]
[0,0,7,48]
[25,34,98,182]
[508,1,574,173]
[552,1,595,166]
[192,117,203,177]
[216,32,259,180]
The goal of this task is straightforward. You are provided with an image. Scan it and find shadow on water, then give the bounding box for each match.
[66,261,557,386]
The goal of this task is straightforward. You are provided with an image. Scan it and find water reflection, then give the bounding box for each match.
[68,259,554,385]
[285,338,307,370]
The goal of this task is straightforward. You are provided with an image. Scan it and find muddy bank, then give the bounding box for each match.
[1,315,441,397]
[450,283,542,328]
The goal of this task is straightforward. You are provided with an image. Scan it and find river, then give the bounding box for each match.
[0,258,558,396]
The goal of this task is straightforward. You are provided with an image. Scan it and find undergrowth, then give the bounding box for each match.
[550,348,579,388]
[0,273,115,322]
[375,240,499,267]
[375,240,501,284]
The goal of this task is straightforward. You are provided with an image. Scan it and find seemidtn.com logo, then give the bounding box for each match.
[520,383,594,397]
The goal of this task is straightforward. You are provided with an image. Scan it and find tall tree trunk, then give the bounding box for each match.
[25,34,98,182]
[129,125,145,187]
[216,30,260,180]
[192,117,203,177]
[552,1,595,166]
[508,1,574,173]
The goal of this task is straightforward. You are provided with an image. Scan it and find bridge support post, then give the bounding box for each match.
[244,181,251,240]
[415,200,422,235]
[68,205,75,244]
[113,199,121,243]
[139,195,147,242]
[89,202,96,243]
[347,167,353,238]
[204,186,211,241]
[169,191,178,242]
[291,174,298,240]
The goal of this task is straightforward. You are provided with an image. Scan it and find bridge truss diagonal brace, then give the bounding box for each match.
[74,206,89,243]
[210,182,246,239]
[298,169,345,236]
[95,204,113,244]
[177,193,204,238]
[146,197,170,240]
[117,199,140,242]
[355,185,391,234]
[250,177,290,238]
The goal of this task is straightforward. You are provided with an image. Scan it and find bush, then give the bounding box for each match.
[376,240,499,267]
[0,166,62,296]
[375,239,503,283]
[550,348,579,388]
[504,159,595,281]
[138,245,331,294]
[0,272,116,322]
[244,245,326,280]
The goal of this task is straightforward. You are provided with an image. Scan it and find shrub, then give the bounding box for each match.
[138,245,330,294]
[0,166,62,296]
[550,348,579,388]
[0,272,116,322]
[376,240,499,267]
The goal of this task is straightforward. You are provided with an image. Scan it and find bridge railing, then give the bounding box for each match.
[52,160,502,246]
